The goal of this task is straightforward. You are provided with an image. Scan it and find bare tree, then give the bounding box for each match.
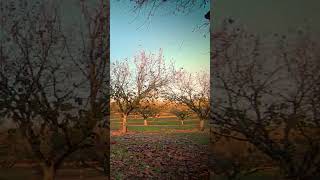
[111,49,174,133]
[170,108,190,125]
[137,99,161,126]
[65,0,110,176]
[166,70,209,131]
[0,0,109,179]
[211,22,320,179]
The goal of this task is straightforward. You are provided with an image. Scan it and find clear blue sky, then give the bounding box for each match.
[110,1,210,72]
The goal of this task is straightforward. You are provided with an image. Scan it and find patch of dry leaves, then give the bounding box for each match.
[111,132,209,179]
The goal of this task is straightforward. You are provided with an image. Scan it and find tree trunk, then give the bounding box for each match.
[199,119,205,131]
[42,163,56,180]
[79,161,83,179]
[144,119,148,126]
[181,120,184,125]
[121,114,128,133]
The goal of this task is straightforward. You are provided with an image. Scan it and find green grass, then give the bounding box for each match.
[111,117,209,131]
[111,117,198,123]
[111,123,200,131]
[127,125,197,131]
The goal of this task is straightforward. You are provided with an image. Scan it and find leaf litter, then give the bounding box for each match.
[111,132,209,179]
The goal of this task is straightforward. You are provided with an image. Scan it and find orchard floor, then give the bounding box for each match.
[0,130,283,180]
[0,168,106,180]
[0,129,210,180]
[110,130,210,179]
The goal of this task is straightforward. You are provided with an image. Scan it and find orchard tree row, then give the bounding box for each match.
[110,49,210,133]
